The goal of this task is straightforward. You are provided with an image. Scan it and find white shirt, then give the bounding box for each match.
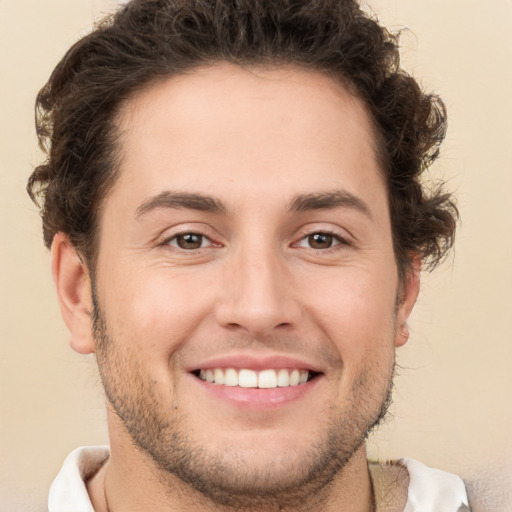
[48,446,470,512]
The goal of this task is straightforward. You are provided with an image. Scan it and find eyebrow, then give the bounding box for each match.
[135,191,227,218]
[135,189,371,219]
[288,191,372,218]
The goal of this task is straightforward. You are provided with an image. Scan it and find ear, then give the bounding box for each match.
[394,255,421,348]
[51,232,95,354]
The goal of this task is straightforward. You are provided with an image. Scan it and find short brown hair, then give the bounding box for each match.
[27,0,457,277]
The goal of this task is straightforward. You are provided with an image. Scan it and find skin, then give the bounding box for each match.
[52,64,418,512]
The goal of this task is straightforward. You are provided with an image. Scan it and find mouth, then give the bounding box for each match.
[192,368,320,389]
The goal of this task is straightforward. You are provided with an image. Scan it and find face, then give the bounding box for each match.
[82,64,417,505]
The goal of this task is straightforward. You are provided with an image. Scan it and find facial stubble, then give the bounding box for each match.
[91,290,395,509]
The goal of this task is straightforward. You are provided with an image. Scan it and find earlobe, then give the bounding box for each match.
[395,256,421,348]
[51,233,95,354]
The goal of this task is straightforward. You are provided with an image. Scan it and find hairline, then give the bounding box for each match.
[79,61,399,277]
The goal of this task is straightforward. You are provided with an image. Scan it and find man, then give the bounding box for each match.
[28,0,470,510]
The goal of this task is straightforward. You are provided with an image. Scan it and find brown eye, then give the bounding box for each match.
[171,233,207,250]
[307,233,335,249]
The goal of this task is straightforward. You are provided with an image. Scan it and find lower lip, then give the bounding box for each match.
[191,374,322,409]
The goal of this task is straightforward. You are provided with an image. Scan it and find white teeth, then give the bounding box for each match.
[214,368,224,385]
[197,368,313,388]
[224,368,238,386]
[239,369,258,388]
[289,369,300,386]
[258,369,278,389]
[277,369,289,387]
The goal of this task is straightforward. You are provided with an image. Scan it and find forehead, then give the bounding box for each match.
[110,63,386,213]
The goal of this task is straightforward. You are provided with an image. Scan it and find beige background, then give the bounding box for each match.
[1,0,511,510]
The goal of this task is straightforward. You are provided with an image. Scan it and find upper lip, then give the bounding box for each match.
[187,353,324,374]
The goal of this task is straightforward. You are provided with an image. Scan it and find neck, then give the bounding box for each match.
[89,442,375,512]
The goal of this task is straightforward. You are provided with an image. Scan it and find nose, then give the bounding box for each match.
[214,244,302,336]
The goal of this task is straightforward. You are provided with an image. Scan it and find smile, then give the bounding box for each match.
[196,368,316,388]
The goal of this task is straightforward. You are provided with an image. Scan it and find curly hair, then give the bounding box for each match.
[27,0,457,277]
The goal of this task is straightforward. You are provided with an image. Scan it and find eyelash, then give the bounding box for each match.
[163,232,217,251]
[161,229,350,253]
[294,230,350,252]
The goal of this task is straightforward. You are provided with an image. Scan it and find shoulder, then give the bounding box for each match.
[48,446,110,512]
[400,457,470,512]
[369,458,470,512]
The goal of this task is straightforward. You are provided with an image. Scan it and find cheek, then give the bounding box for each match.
[302,266,398,361]
[102,265,217,355]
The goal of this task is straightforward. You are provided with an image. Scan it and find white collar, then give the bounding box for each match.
[48,447,469,512]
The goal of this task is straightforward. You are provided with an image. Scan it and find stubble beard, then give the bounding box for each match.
[92,295,395,510]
